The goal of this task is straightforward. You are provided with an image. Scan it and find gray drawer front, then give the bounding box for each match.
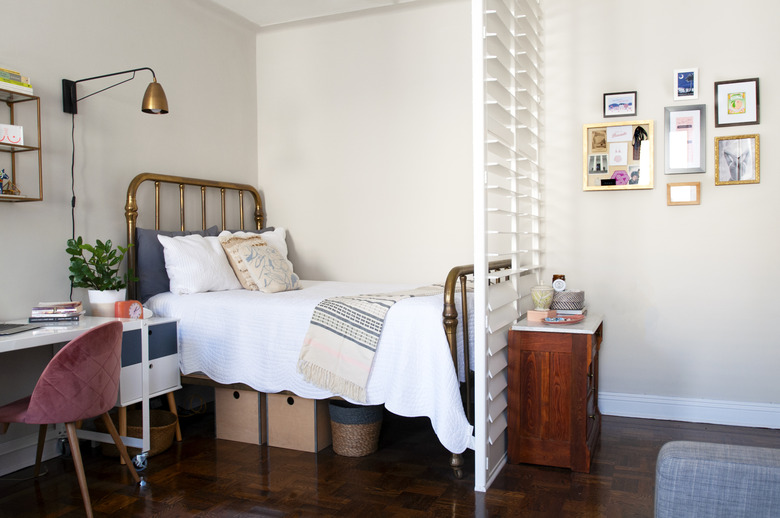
[149,321,177,360]
[121,328,142,367]
[120,322,178,367]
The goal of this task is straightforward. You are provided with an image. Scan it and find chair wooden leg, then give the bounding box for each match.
[118,406,127,465]
[33,424,47,477]
[100,413,140,483]
[167,392,182,441]
[65,422,93,518]
[0,422,8,434]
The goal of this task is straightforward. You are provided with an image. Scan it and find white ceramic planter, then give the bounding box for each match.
[88,288,126,317]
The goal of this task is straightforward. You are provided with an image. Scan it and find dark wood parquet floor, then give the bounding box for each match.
[1,401,779,518]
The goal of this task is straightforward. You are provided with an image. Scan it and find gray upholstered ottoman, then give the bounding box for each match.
[655,441,780,518]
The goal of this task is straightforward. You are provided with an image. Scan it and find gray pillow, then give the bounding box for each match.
[136,226,219,302]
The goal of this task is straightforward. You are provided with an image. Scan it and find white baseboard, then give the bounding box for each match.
[599,392,780,429]
[0,429,61,477]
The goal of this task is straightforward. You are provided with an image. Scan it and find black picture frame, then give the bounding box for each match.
[603,91,637,118]
[714,78,759,127]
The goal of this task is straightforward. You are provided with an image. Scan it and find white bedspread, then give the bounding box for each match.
[146,280,475,453]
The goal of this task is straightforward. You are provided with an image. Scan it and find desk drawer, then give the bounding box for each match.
[117,321,180,406]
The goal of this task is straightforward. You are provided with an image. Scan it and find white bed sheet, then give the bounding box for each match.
[146,280,475,453]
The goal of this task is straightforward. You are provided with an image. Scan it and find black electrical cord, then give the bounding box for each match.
[69,113,76,301]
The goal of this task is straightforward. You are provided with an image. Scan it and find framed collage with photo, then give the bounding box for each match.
[583,120,653,191]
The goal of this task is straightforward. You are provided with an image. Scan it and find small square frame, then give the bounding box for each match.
[603,91,637,118]
[667,182,700,206]
[714,78,759,127]
[714,134,759,185]
[674,68,698,101]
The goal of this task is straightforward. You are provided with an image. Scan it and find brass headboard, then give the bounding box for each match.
[124,172,264,300]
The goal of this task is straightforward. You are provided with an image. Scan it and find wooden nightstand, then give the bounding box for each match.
[508,314,603,472]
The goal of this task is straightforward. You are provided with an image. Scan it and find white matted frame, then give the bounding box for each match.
[664,105,706,174]
[714,78,759,127]
[674,68,698,101]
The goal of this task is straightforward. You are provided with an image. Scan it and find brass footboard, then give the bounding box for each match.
[442,259,512,479]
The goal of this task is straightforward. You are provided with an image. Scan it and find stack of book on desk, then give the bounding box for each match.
[29,301,84,325]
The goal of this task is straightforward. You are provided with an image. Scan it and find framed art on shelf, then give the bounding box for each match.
[714,134,759,185]
[583,119,653,191]
[667,182,700,206]
[714,78,759,127]
[674,68,698,101]
[603,91,637,118]
[664,104,705,174]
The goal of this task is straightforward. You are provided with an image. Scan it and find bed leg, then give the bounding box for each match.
[450,453,464,479]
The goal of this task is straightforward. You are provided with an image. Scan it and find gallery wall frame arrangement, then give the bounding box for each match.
[667,182,700,206]
[714,78,759,127]
[603,91,637,118]
[664,104,706,174]
[674,68,698,101]
[714,134,759,186]
[583,119,653,191]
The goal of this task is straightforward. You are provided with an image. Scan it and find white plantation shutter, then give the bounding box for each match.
[472,0,543,491]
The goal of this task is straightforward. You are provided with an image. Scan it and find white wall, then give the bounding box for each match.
[545,0,780,412]
[0,0,258,319]
[256,0,473,284]
[0,0,257,473]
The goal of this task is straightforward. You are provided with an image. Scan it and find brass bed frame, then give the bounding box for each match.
[125,172,512,479]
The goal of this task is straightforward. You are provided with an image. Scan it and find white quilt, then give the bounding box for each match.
[146,280,475,453]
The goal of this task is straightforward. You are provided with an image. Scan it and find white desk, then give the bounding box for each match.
[0,316,178,456]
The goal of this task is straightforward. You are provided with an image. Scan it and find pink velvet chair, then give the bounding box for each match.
[0,321,140,518]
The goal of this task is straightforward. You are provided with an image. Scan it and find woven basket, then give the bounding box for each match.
[329,402,383,457]
[551,290,585,310]
[96,409,178,458]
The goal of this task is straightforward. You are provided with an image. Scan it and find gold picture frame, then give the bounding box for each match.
[583,120,654,191]
[714,134,759,185]
[667,182,700,206]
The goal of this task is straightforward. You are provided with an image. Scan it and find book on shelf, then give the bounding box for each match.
[0,80,33,95]
[553,307,587,316]
[0,74,31,88]
[0,68,33,95]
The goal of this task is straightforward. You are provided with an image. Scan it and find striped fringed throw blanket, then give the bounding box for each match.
[297,285,443,402]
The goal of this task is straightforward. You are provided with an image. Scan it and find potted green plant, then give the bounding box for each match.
[66,236,137,316]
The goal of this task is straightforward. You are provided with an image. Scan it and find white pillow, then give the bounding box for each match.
[157,234,242,295]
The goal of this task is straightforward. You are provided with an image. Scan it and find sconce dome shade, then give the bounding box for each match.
[142,80,168,114]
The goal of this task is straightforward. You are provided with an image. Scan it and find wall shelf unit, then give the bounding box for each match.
[0,87,42,202]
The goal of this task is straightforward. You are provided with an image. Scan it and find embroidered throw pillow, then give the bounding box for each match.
[218,233,268,290]
[244,243,301,293]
